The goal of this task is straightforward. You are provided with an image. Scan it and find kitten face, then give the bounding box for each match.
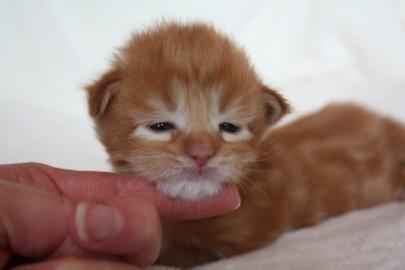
[87,22,289,200]
[120,81,260,200]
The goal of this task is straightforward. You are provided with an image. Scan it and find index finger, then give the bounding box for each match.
[0,163,240,220]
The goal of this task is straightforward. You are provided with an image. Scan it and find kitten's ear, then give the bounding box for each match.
[86,69,121,119]
[262,85,291,124]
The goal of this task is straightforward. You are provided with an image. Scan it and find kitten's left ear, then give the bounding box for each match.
[262,85,291,124]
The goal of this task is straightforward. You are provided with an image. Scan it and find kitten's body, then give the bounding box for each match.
[159,104,405,267]
[86,22,405,268]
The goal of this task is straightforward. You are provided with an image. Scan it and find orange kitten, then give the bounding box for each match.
[86,22,405,268]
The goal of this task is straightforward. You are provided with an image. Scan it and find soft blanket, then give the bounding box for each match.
[151,202,405,270]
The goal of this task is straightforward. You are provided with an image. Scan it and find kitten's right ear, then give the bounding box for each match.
[85,69,121,119]
[262,85,291,125]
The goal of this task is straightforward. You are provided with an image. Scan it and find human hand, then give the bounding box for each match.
[0,163,240,269]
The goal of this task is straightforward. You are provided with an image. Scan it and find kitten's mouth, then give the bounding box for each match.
[181,167,217,180]
[117,161,233,201]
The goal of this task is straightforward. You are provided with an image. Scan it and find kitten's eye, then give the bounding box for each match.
[219,122,240,133]
[149,122,176,132]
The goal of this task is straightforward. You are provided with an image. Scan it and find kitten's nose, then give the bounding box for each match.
[190,154,212,168]
[185,140,215,169]
[186,144,214,169]
[184,133,217,169]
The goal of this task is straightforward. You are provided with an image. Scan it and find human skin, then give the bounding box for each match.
[0,163,240,269]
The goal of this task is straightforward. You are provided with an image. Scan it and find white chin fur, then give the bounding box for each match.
[156,179,223,201]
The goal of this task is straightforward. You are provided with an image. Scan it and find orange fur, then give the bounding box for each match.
[86,22,405,268]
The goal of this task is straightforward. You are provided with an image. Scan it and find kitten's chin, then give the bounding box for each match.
[155,167,233,201]
[156,179,224,201]
[119,165,233,201]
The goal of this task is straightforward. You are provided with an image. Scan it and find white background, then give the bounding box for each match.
[1,0,404,171]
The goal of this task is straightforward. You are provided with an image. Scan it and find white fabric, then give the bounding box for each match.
[148,202,405,270]
[190,202,405,270]
[1,1,405,269]
[150,203,405,270]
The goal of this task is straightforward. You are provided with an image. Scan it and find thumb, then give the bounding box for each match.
[70,197,161,268]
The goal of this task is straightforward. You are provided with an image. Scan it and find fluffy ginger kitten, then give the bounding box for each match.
[86,22,405,268]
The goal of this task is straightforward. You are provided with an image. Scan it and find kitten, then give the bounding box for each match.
[86,22,405,268]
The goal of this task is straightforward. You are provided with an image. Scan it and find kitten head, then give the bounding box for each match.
[86,22,290,200]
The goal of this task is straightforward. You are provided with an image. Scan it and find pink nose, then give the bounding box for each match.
[189,155,212,168]
[184,133,216,169]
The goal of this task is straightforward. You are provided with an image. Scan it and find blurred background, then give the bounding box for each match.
[1,0,404,170]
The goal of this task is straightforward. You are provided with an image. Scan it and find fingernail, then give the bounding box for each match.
[76,203,124,242]
[234,197,241,210]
